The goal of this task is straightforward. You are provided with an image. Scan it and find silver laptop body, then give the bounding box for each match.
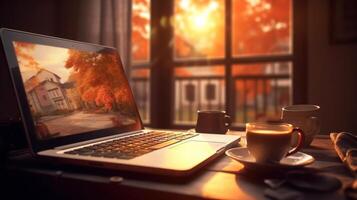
[0,28,240,176]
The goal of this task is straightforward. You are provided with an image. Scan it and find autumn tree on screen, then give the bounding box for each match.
[65,50,135,114]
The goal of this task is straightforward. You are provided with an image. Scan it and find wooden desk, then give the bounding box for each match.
[2,133,355,200]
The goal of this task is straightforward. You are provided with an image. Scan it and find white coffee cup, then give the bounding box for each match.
[281,105,320,146]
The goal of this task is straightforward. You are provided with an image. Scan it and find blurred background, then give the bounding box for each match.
[0,0,356,134]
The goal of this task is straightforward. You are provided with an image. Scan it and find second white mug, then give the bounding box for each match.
[281,105,320,146]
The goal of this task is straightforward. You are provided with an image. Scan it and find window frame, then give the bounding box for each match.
[130,0,307,130]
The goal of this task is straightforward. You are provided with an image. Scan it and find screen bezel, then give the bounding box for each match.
[0,28,144,153]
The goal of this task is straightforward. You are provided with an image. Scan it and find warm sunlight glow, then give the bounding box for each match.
[246,0,261,7]
[188,0,220,31]
[193,14,207,29]
[130,0,292,124]
[174,0,225,58]
[179,0,190,9]
[131,0,291,59]
[161,141,223,169]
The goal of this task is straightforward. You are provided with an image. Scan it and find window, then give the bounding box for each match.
[48,88,60,98]
[130,0,151,124]
[55,100,65,110]
[130,0,306,129]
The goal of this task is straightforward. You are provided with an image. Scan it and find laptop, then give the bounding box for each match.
[0,28,239,176]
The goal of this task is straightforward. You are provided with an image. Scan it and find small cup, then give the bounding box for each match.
[246,122,305,163]
[281,105,320,146]
[195,110,231,134]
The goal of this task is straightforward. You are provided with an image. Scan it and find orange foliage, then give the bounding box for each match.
[65,50,134,112]
[175,67,193,77]
[131,69,150,78]
[130,0,290,106]
[173,0,287,99]
[81,87,97,102]
[16,42,35,48]
[132,0,150,61]
[96,86,115,110]
[233,0,290,55]
[13,42,42,71]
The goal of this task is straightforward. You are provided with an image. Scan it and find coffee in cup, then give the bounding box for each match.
[246,122,304,163]
[195,110,231,134]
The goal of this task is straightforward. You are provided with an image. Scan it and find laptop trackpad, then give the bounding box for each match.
[153,141,226,170]
[170,140,225,154]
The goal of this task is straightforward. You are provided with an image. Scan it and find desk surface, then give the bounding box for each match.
[2,132,355,200]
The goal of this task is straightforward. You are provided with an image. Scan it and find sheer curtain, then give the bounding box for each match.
[76,0,131,69]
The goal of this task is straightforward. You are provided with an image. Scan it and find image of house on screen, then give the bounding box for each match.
[24,69,82,116]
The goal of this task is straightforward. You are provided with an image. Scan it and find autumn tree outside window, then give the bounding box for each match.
[130,0,306,129]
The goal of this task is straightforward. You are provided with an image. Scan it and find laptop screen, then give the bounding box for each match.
[12,41,142,140]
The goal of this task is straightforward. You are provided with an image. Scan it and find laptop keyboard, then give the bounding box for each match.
[64,131,198,160]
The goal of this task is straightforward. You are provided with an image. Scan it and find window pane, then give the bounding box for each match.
[174,66,225,124]
[174,0,225,59]
[130,69,150,123]
[231,62,292,125]
[132,0,150,63]
[232,0,291,56]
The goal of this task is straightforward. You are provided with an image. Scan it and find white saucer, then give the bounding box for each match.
[225,147,315,170]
